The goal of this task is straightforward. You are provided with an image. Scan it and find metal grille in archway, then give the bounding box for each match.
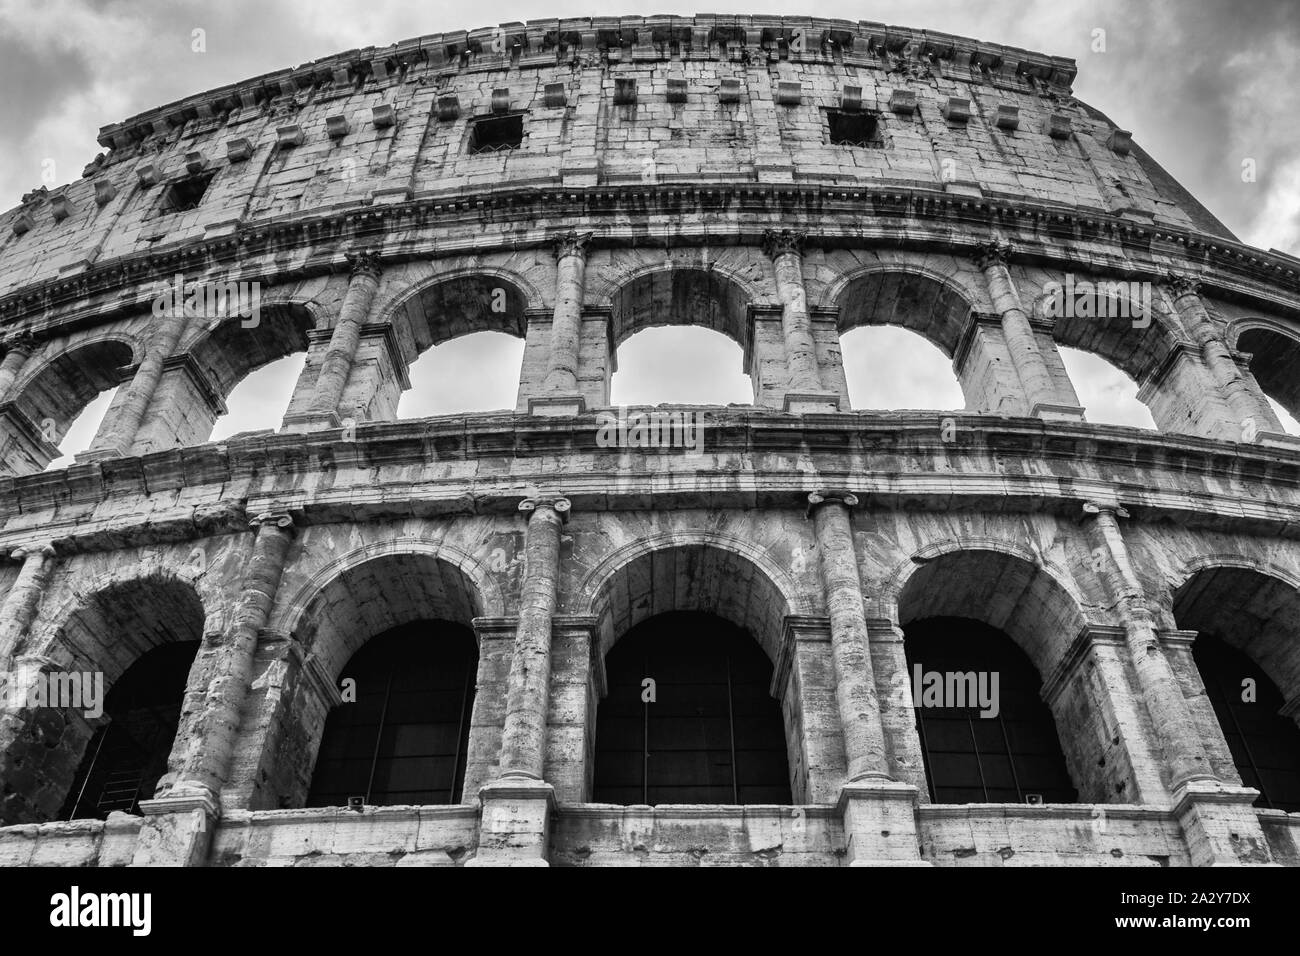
[306,621,477,807]
[593,611,792,805]
[905,617,1077,805]
[62,641,200,820]
[1193,632,1300,813]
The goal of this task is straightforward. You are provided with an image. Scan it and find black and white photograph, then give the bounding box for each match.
[0,0,1294,934]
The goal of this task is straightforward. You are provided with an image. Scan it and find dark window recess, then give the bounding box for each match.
[469,114,524,154]
[827,110,880,147]
[1194,633,1300,813]
[61,641,200,820]
[906,617,1077,805]
[593,611,792,806]
[160,173,214,212]
[306,620,477,808]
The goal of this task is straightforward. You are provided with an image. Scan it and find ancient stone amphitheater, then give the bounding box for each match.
[0,14,1297,868]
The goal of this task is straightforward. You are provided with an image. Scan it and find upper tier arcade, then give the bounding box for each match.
[0,13,1298,481]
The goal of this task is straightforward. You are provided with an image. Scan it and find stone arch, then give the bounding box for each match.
[382,269,535,356]
[607,265,755,352]
[578,531,811,662]
[0,569,205,824]
[1229,319,1300,422]
[1026,273,1180,387]
[181,304,314,399]
[831,264,978,356]
[588,249,772,312]
[30,569,206,681]
[885,539,1087,678]
[4,335,139,472]
[276,540,498,683]
[1170,560,1300,698]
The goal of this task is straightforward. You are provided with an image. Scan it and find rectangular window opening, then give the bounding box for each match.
[469,114,524,154]
[160,172,215,213]
[828,110,881,148]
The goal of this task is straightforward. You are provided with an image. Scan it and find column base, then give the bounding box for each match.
[1031,402,1087,422]
[74,445,129,465]
[836,779,931,866]
[1171,779,1277,866]
[783,391,841,414]
[1255,430,1300,452]
[527,395,587,417]
[130,789,220,867]
[465,777,557,867]
[279,410,341,434]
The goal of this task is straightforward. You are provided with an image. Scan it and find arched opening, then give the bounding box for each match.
[398,331,524,417]
[905,617,1077,804]
[1057,345,1157,429]
[210,354,303,441]
[835,269,973,411]
[1191,634,1300,812]
[610,327,752,406]
[897,549,1085,803]
[609,268,754,405]
[191,306,313,443]
[0,573,205,824]
[589,542,801,802]
[839,326,964,410]
[61,641,200,820]
[306,620,477,807]
[593,611,790,805]
[391,275,528,418]
[1237,327,1300,432]
[1042,279,1171,429]
[46,387,118,469]
[6,339,133,475]
[289,552,485,807]
[1174,566,1300,810]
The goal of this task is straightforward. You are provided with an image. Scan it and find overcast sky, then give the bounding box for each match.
[3,0,1297,462]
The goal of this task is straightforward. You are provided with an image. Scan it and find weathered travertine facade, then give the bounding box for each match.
[0,14,1298,867]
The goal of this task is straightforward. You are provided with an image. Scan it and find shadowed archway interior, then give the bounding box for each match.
[593,611,791,806]
[306,620,477,808]
[62,640,200,820]
[905,617,1076,805]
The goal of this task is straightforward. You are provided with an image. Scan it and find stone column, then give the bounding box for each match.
[82,308,186,459]
[807,492,889,782]
[498,495,568,779]
[301,252,383,427]
[1083,503,1213,789]
[531,232,591,416]
[0,542,56,668]
[977,242,1084,421]
[807,491,926,865]
[469,494,568,866]
[763,230,839,412]
[1081,501,1274,865]
[1164,275,1282,438]
[0,333,35,404]
[133,511,295,867]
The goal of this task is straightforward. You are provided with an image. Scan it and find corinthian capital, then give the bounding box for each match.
[1162,273,1202,299]
[974,240,1014,270]
[553,231,594,262]
[2,330,37,356]
[762,229,806,260]
[346,250,383,281]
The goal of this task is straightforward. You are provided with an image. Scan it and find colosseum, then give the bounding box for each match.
[0,13,1297,868]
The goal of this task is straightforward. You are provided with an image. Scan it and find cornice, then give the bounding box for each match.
[4,183,1300,334]
[93,16,1076,153]
[6,411,1300,555]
